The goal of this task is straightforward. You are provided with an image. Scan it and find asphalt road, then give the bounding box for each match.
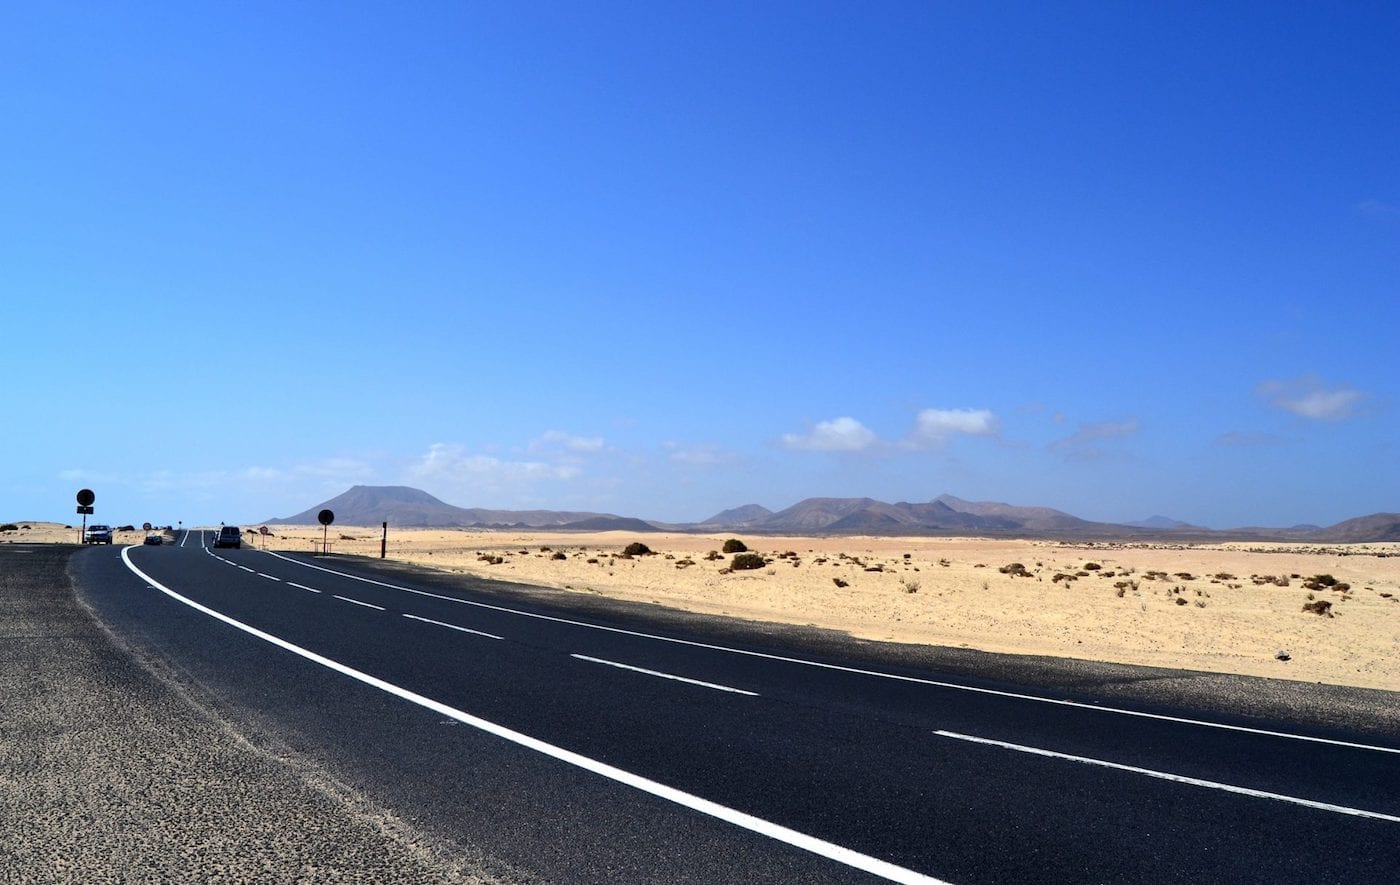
[57,532,1400,882]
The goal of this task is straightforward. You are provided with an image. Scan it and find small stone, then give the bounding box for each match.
[1275,650,1291,661]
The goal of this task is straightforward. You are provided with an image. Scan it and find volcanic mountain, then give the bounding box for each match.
[266,485,639,529]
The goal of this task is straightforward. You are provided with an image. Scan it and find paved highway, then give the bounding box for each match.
[73,532,1400,883]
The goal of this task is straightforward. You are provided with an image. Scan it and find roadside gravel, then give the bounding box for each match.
[0,545,497,883]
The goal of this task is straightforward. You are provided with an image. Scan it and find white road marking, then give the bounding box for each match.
[288,582,321,594]
[572,654,758,696]
[238,565,255,573]
[118,548,945,884]
[258,573,281,581]
[935,730,1400,823]
[260,551,1400,757]
[333,595,386,611]
[403,614,502,640]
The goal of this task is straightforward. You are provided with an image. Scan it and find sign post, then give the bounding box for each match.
[318,509,335,556]
[76,489,95,544]
[381,521,387,559]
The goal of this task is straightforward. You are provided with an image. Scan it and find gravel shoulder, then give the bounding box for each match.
[0,545,500,883]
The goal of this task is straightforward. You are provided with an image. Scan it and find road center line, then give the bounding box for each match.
[572,654,758,696]
[119,548,944,884]
[287,582,321,594]
[238,565,255,573]
[260,550,1400,757]
[934,730,1400,823]
[333,595,386,611]
[403,614,502,640]
[258,573,281,581]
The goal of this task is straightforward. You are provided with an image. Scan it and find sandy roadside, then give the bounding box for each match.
[7,521,1397,691]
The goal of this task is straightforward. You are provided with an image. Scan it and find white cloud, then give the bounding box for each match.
[780,417,878,452]
[409,443,579,483]
[905,408,999,448]
[529,430,606,454]
[1257,377,1364,421]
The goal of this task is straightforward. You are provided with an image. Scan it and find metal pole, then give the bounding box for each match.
[381,521,387,559]
[80,513,87,545]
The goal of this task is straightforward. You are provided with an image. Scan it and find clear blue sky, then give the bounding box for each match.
[2,2,1395,529]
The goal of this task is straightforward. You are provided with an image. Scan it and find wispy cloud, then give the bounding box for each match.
[904,408,999,449]
[1357,198,1398,218]
[780,417,877,452]
[409,443,579,485]
[1216,431,1285,448]
[1257,376,1365,421]
[1050,419,1141,459]
[665,442,740,467]
[529,430,606,454]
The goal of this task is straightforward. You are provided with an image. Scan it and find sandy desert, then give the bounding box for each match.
[6,521,1396,692]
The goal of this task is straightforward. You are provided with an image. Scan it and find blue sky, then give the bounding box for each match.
[2,2,1395,529]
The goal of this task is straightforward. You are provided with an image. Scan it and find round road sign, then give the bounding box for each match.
[76,488,95,506]
[318,509,335,526]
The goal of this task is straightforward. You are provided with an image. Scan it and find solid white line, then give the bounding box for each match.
[934,730,1400,823]
[572,654,759,697]
[258,573,281,582]
[403,614,503,641]
[260,551,1399,757]
[287,582,321,594]
[333,595,386,611]
[119,548,944,884]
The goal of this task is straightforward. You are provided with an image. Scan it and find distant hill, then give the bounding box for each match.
[1311,513,1400,543]
[266,485,646,529]
[698,504,774,527]
[266,486,1400,543]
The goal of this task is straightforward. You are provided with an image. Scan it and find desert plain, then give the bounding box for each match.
[6,521,1397,691]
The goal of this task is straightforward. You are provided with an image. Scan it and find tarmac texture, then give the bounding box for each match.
[0,545,500,883]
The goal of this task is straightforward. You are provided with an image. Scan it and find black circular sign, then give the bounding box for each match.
[318,509,335,526]
[76,488,95,506]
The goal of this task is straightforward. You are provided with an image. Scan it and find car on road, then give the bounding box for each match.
[213,526,242,549]
[143,532,163,546]
[84,524,113,545]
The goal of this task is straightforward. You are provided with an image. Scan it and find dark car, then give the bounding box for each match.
[213,526,242,549]
[143,532,163,546]
[84,524,113,545]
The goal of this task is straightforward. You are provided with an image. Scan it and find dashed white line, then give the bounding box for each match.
[238,565,255,573]
[403,614,502,640]
[258,573,281,582]
[118,548,944,884]
[287,582,321,594]
[333,594,385,611]
[572,654,758,696]
[260,550,1399,756]
[935,730,1400,823]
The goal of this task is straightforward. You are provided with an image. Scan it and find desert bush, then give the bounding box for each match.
[551,552,567,560]
[999,563,1031,577]
[722,538,748,554]
[0,523,17,532]
[833,577,849,588]
[730,552,765,570]
[623,542,653,556]
[1084,562,1102,571]
[901,579,920,593]
[1302,599,1333,617]
[704,550,723,561]
[1175,597,1188,606]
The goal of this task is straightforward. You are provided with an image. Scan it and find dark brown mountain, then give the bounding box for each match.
[1310,513,1400,543]
[266,485,642,529]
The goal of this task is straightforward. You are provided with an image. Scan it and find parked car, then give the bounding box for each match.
[143,532,163,546]
[84,524,113,545]
[213,526,242,549]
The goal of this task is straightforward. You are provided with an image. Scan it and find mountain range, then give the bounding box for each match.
[266,485,1400,543]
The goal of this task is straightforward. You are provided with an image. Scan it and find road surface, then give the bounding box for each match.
[68,532,1400,883]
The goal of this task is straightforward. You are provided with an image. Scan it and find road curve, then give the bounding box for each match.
[66,532,1400,883]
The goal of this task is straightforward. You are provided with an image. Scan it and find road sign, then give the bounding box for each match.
[318,509,335,526]
[76,505,94,515]
[76,489,95,506]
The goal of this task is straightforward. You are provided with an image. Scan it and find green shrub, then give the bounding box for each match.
[730,552,765,570]
[722,538,748,554]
